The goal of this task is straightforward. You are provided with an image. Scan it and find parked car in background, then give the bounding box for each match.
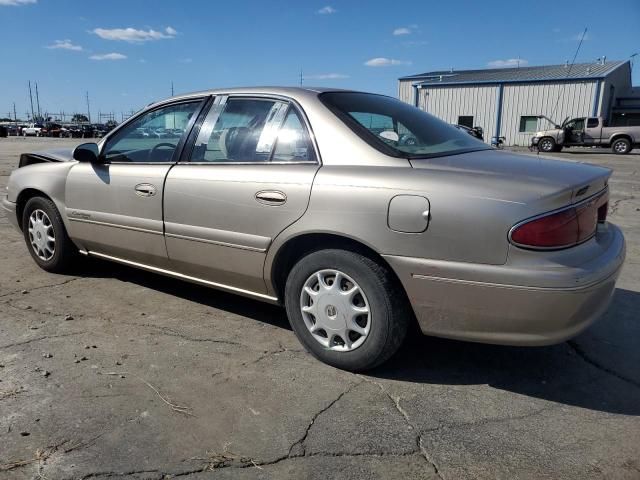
[532,116,640,154]
[22,123,43,136]
[3,87,625,371]
[43,122,64,138]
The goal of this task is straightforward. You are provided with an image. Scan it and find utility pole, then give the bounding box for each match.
[28,81,35,121]
[35,82,41,119]
[13,102,18,130]
[86,91,91,123]
[171,81,174,96]
[299,69,303,86]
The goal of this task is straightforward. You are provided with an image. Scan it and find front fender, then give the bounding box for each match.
[7,162,76,231]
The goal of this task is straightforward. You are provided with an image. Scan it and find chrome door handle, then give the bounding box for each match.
[255,190,287,206]
[135,183,157,197]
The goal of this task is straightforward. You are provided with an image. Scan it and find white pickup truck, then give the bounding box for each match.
[531,116,640,154]
[21,123,43,137]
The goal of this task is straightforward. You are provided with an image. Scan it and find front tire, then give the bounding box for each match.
[611,138,631,155]
[538,137,556,153]
[22,196,78,273]
[284,249,410,371]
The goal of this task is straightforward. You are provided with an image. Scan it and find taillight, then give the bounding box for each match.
[510,191,608,249]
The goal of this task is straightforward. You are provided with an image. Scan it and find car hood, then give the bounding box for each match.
[19,148,75,167]
[409,149,610,206]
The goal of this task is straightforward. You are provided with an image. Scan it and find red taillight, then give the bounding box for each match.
[510,192,608,249]
[511,209,579,248]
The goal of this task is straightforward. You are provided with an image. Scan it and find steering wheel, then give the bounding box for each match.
[148,142,177,161]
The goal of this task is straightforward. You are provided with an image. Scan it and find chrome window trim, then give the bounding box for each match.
[175,161,318,166]
[507,187,608,251]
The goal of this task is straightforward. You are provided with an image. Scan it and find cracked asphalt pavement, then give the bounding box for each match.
[1,138,639,479]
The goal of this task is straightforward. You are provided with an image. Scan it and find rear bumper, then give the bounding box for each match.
[384,224,626,346]
[2,196,19,230]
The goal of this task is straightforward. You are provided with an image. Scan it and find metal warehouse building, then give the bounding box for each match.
[398,60,639,146]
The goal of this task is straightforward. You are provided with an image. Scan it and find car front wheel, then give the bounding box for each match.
[284,249,410,371]
[538,137,556,153]
[22,196,79,273]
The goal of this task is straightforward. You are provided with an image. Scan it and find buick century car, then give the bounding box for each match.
[2,87,626,371]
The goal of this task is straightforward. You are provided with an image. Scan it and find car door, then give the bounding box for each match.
[65,99,205,267]
[583,117,601,145]
[164,95,320,295]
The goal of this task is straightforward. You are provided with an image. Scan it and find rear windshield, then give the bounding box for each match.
[319,92,490,159]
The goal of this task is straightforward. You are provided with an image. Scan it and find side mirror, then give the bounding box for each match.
[73,143,100,163]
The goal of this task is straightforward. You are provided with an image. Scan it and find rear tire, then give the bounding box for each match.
[284,249,410,371]
[537,137,556,153]
[611,138,631,155]
[22,196,79,273]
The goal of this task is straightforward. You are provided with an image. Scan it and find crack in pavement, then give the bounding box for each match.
[120,322,243,347]
[567,340,640,389]
[0,277,82,299]
[287,380,363,457]
[357,375,444,479]
[0,331,87,350]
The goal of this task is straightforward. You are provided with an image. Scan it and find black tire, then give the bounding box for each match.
[611,138,631,155]
[22,196,79,273]
[537,137,556,153]
[284,249,410,371]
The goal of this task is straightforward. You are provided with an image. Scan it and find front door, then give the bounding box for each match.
[65,99,204,267]
[164,96,320,295]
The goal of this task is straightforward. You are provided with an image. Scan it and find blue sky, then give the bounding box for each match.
[1,0,638,121]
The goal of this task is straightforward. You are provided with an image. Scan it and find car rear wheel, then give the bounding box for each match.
[22,196,79,273]
[538,137,556,153]
[284,249,410,371]
[611,138,631,155]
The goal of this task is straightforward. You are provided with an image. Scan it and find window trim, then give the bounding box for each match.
[100,97,208,165]
[178,94,321,166]
[518,115,539,134]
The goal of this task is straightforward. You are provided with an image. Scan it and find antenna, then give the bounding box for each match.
[171,81,174,96]
[299,69,303,87]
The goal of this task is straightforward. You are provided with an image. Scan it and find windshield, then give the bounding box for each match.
[319,92,490,158]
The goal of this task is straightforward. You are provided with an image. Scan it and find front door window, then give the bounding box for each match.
[102,101,201,163]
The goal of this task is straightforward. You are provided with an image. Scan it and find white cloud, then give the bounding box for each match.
[364,57,411,67]
[317,5,336,14]
[89,52,127,61]
[92,26,177,42]
[0,0,36,5]
[393,27,411,36]
[46,39,83,51]
[487,58,529,68]
[305,73,349,80]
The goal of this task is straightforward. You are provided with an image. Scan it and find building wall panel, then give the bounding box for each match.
[418,85,498,144]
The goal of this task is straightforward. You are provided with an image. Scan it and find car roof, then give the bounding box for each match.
[146,86,362,109]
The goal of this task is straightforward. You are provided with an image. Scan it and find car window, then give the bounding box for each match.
[566,118,585,130]
[271,109,316,162]
[102,101,200,163]
[587,118,599,128]
[192,98,294,163]
[319,92,488,159]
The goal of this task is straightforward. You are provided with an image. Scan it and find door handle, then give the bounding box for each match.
[134,183,157,197]
[255,190,287,206]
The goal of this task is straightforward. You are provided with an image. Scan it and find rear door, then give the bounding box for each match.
[583,117,602,145]
[164,95,320,295]
[65,99,205,267]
